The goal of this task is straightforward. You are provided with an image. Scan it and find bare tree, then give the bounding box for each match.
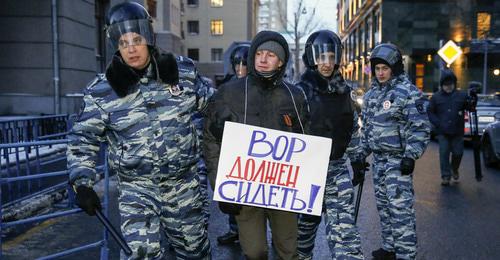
[279,0,320,81]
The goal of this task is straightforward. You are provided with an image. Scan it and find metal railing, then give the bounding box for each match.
[0,115,114,259]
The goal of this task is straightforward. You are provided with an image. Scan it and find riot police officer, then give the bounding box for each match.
[295,30,365,260]
[215,44,250,246]
[218,45,250,87]
[67,2,212,259]
[357,43,431,260]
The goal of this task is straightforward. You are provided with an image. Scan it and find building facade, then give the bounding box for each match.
[0,0,184,115]
[182,0,258,82]
[258,0,287,32]
[338,0,500,93]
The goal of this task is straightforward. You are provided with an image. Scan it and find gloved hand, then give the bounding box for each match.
[105,55,140,97]
[351,160,369,186]
[218,202,242,216]
[75,185,102,216]
[210,107,239,140]
[400,157,415,175]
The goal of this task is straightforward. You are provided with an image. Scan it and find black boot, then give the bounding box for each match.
[217,231,239,245]
[372,248,396,260]
[451,155,462,180]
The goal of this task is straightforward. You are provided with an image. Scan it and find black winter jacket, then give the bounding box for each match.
[202,31,309,188]
[428,89,468,136]
[296,69,355,160]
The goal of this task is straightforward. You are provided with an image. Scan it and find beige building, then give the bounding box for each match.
[258,0,287,32]
[182,0,259,81]
[148,0,184,54]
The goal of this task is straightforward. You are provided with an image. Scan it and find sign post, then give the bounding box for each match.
[437,40,462,67]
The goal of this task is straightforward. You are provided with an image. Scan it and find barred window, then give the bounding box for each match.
[188,20,199,35]
[211,48,223,62]
[187,0,198,6]
[211,20,223,35]
[187,48,199,61]
[477,12,491,39]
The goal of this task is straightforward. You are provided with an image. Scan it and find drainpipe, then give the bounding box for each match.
[51,0,60,114]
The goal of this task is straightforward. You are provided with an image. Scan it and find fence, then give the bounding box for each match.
[0,115,114,259]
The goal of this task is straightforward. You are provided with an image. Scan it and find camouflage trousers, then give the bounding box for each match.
[197,158,210,219]
[372,153,417,260]
[117,167,211,260]
[298,159,364,260]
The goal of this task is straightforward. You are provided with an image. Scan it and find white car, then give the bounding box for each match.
[481,112,500,167]
[464,95,500,141]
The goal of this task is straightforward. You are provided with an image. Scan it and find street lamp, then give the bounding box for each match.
[494,68,500,76]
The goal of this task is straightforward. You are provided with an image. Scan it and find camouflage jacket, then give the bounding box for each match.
[356,74,430,160]
[67,56,213,187]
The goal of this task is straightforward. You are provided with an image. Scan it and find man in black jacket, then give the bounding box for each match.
[428,69,469,186]
[203,30,309,260]
[295,30,364,260]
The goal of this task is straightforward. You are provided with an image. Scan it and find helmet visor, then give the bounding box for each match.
[233,56,247,66]
[371,45,399,66]
[311,43,340,66]
[106,19,154,51]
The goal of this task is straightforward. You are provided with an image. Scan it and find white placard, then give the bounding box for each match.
[213,121,332,216]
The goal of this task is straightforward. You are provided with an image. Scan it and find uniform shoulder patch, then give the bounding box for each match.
[415,97,428,114]
[177,56,197,80]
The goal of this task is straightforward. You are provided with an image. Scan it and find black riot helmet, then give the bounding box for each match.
[303,30,342,71]
[230,45,249,76]
[231,45,249,67]
[370,43,404,76]
[105,2,155,52]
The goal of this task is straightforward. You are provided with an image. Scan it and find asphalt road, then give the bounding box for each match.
[2,141,500,259]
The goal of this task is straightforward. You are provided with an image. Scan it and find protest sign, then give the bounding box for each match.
[213,121,332,216]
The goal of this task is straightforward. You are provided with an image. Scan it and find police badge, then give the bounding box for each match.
[167,84,184,96]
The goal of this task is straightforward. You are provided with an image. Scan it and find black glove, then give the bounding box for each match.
[218,202,242,216]
[75,185,102,216]
[351,160,369,186]
[210,107,239,140]
[400,157,415,175]
[105,55,140,97]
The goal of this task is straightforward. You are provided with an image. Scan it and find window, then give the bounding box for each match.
[146,0,157,18]
[477,12,491,39]
[211,20,223,35]
[415,63,424,90]
[187,0,198,6]
[211,48,223,62]
[211,0,223,7]
[187,20,199,35]
[373,11,381,45]
[187,48,199,61]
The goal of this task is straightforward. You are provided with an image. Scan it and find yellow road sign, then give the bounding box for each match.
[438,40,462,65]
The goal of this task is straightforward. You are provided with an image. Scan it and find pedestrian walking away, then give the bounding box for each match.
[427,69,474,186]
[67,2,213,259]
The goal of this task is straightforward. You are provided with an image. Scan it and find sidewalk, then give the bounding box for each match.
[1,175,332,259]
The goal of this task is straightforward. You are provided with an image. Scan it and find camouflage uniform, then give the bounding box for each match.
[191,78,213,219]
[356,74,430,260]
[296,70,364,260]
[67,56,213,260]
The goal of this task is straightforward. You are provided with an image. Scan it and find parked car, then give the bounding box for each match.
[481,111,500,167]
[464,94,500,140]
